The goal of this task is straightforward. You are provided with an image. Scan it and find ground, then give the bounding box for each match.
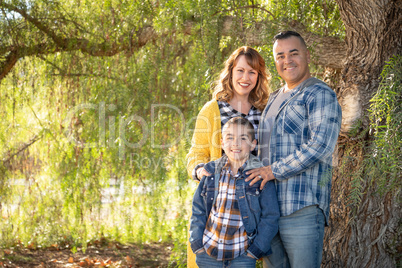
[0,242,174,268]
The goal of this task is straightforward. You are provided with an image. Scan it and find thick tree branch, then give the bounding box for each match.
[282,20,347,69]
[0,2,158,79]
[0,50,19,81]
[0,3,344,81]
[223,18,347,69]
[0,25,157,80]
[0,42,63,80]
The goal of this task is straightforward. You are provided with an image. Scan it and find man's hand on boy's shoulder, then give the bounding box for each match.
[246,165,276,190]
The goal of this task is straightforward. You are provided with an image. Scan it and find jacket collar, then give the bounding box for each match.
[204,154,264,175]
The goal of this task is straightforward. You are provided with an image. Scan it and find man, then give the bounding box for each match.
[246,31,342,267]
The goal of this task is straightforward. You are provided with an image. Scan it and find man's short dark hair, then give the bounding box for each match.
[273,31,307,48]
[223,116,255,140]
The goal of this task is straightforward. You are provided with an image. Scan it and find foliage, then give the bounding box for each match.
[338,142,365,211]
[341,55,402,210]
[367,55,402,195]
[267,0,344,37]
[0,0,346,264]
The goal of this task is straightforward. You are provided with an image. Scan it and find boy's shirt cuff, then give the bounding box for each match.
[246,250,258,259]
[194,247,205,254]
[192,163,205,181]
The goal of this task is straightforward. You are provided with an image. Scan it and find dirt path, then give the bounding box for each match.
[0,242,174,267]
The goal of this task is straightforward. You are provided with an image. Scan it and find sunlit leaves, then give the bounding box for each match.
[367,55,402,195]
[267,0,344,37]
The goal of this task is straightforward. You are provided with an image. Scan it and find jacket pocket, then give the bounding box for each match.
[246,184,262,196]
[246,183,262,213]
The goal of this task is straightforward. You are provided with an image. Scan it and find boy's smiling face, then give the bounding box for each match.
[221,123,256,166]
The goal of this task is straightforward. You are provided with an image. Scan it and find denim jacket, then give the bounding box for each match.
[189,155,280,259]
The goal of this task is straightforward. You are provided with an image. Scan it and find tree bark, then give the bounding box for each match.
[324,140,401,268]
[323,0,402,267]
[335,0,402,134]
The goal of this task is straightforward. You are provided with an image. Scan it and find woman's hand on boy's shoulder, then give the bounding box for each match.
[197,167,211,180]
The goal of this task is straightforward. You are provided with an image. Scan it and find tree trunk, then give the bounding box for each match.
[335,0,401,134]
[323,0,401,267]
[324,141,401,267]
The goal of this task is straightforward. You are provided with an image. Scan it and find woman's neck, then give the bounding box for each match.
[229,96,252,115]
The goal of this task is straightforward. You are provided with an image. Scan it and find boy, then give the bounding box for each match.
[189,117,280,267]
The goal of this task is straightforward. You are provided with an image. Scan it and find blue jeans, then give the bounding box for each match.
[196,251,256,268]
[263,205,325,268]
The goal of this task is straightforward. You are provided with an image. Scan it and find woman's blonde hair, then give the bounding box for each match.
[212,46,270,111]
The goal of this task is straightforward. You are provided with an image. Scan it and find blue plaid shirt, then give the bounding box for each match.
[258,78,342,224]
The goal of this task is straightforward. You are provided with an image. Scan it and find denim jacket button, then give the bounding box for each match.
[256,190,259,194]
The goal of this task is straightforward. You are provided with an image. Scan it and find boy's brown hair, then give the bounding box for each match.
[222,117,255,141]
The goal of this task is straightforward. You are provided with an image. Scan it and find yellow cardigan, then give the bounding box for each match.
[186,100,222,177]
[186,100,222,268]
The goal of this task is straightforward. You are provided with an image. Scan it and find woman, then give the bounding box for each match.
[186,46,270,267]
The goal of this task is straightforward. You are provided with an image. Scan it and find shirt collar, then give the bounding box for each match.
[222,157,248,176]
